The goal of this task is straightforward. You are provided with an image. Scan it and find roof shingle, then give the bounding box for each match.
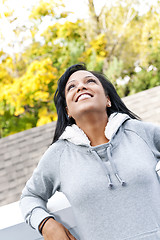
[0,122,56,206]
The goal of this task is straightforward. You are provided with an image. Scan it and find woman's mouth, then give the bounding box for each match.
[76,93,93,102]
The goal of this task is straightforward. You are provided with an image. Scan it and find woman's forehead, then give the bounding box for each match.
[68,70,96,81]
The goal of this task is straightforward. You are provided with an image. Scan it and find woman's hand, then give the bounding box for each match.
[41,218,77,240]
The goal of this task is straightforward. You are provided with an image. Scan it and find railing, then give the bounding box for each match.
[0,192,79,239]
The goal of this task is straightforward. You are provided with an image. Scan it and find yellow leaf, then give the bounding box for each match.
[14,107,25,116]
[37,116,52,126]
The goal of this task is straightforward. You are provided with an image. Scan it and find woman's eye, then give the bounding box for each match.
[67,84,75,91]
[87,79,96,83]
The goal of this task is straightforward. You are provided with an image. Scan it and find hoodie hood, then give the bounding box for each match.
[59,112,130,146]
[59,112,130,188]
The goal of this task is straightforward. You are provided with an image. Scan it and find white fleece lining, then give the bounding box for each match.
[59,113,130,146]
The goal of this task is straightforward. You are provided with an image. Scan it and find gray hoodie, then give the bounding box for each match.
[20,113,160,240]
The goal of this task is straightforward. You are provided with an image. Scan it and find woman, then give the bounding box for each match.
[20,63,160,240]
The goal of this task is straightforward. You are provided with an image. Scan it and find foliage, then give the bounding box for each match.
[0,57,58,137]
[0,0,160,137]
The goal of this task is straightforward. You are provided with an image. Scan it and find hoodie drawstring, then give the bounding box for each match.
[91,146,126,188]
[91,150,113,188]
[106,147,126,187]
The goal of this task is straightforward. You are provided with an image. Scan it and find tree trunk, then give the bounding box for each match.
[86,0,101,41]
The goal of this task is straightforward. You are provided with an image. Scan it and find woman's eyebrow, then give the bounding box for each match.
[66,75,95,86]
[66,79,76,86]
[84,75,96,79]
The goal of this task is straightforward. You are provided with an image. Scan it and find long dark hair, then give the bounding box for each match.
[52,63,139,143]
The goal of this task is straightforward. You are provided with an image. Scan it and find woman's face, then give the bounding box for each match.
[65,70,110,121]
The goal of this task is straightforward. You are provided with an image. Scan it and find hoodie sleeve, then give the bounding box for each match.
[19,141,63,232]
[141,121,160,159]
[141,122,160,179]
[125,120,160,160]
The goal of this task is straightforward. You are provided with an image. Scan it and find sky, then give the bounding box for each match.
[0,0,159,55]
[0,0,108,54]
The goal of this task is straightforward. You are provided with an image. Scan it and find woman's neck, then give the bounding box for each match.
[76,113,109,146]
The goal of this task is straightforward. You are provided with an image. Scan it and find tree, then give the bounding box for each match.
[0,0,160,137]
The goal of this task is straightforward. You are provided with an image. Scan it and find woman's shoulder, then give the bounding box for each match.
[125,119,160,130]
[124,118,160,140]
[40,139,67,164]
[50,139,67,149]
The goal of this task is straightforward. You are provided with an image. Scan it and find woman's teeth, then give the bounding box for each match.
[77,94,92,102]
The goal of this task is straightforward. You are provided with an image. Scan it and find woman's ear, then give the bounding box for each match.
[66,106,71,118]
[106,96,111,107]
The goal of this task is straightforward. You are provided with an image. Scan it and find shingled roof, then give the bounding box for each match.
[123,86,160,125]
[0,86,160,207]
[0,122,56,206]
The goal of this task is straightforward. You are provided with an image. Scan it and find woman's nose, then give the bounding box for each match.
[77,83,87,92]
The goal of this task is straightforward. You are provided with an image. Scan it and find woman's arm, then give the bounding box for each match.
[20,142,76,239]
[39,217,77,240]
[126,120,160,158]
[20,143,60,230]
[142,121,160,157]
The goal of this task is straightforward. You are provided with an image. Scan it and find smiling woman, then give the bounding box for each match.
[20,63,160,240]
[53,63,138,143]
[65,70,110,135]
